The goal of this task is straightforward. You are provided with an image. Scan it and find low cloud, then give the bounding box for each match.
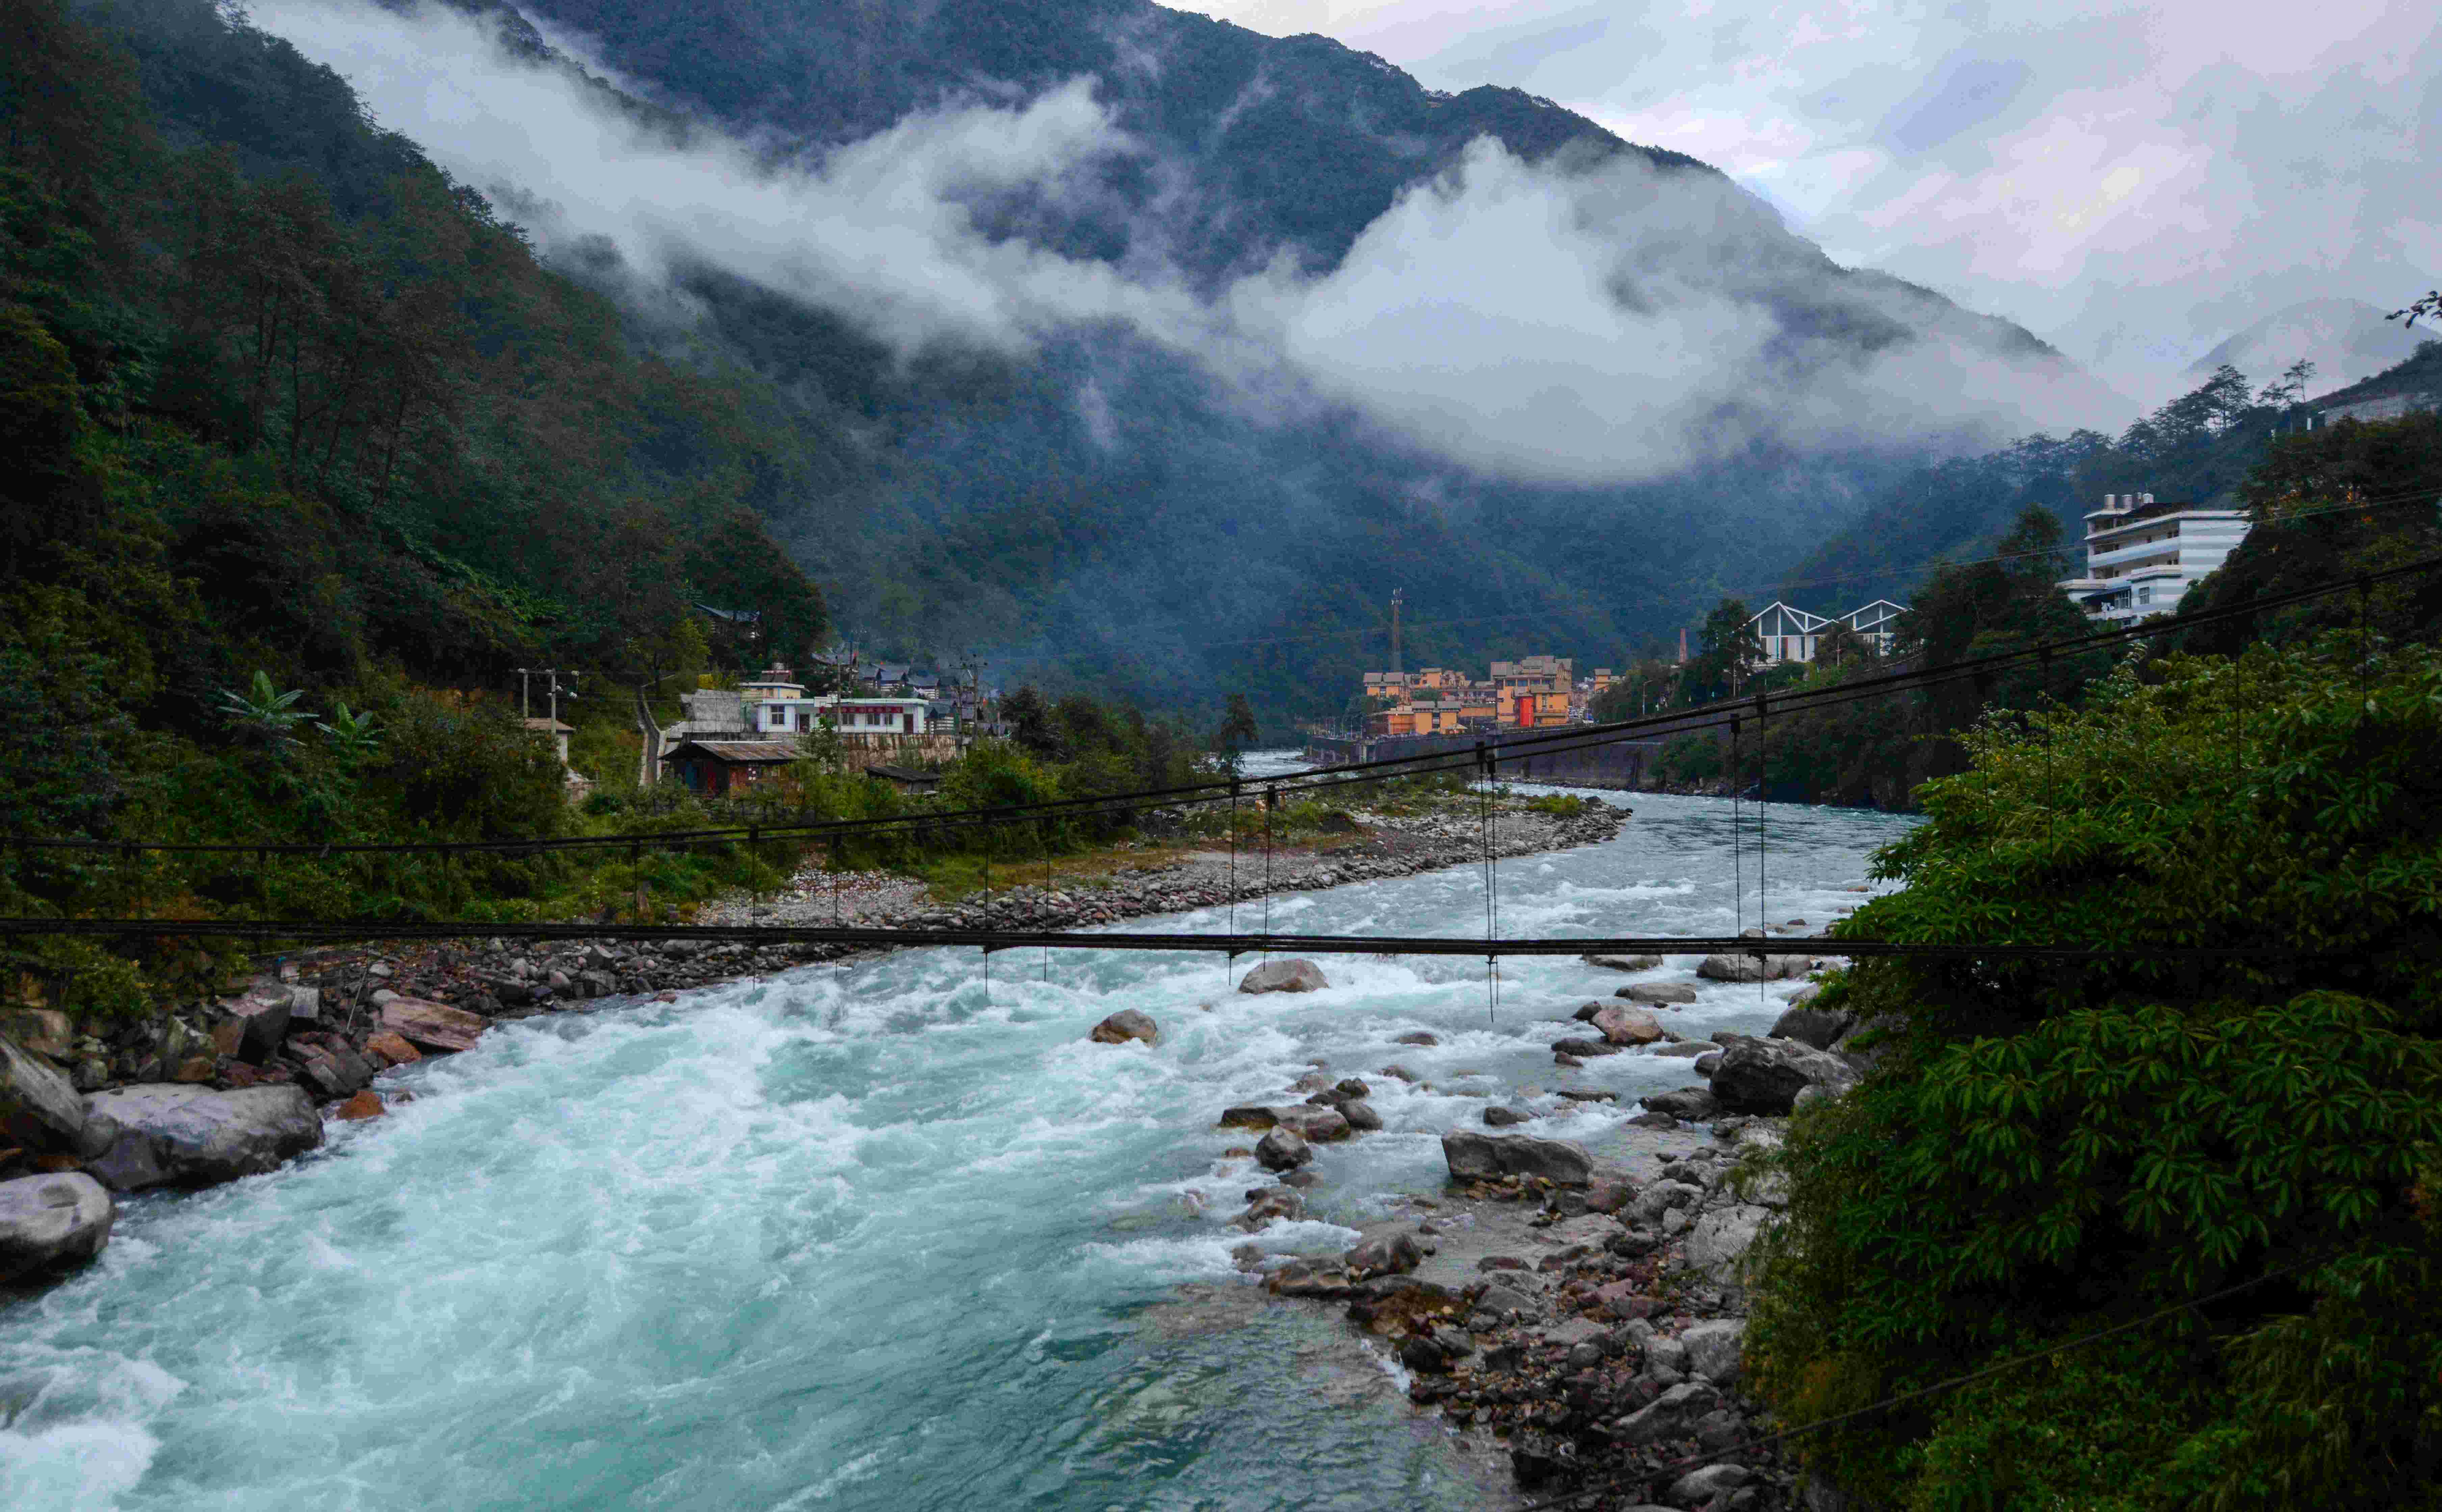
[248,0,2123,486]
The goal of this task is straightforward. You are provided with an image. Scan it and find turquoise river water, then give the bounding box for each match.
[0,784,1913,1510]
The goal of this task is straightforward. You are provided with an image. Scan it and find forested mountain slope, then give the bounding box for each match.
[1778,345,2441,612]
[81,0,2124,730]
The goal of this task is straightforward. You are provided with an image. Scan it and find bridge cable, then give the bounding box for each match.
[1262,785,1275,957]
[1729,716,1743,939]
[1756,693,1769,1005]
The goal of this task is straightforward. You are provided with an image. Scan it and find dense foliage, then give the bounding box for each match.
[1746,642,2442,1507]
[0,0,838,1004]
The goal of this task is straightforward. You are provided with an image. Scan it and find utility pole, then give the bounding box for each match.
[1390,588,1404,677]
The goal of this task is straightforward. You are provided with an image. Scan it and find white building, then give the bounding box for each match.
[2055,493,2250,624]
[1742,599,1911,665]
[752,694,934,738]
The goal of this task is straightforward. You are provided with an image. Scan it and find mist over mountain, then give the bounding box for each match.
[223,0,2126,724]
[2185,298,2425,394]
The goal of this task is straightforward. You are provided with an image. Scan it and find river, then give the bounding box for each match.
[0,790,1913,1510]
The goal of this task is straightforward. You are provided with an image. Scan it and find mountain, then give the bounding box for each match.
[2186,298,2425,393]
[1782,336,2442,613]
[117,0,2122,729]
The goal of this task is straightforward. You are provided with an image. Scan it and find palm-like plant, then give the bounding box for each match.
[317,700,381,762]
[216,670,310,751]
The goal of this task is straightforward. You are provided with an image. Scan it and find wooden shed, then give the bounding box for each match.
[662,739,799,798]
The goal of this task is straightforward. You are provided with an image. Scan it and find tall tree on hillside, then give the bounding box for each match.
[1215,693,1258,768]
[1682,597,1758,703]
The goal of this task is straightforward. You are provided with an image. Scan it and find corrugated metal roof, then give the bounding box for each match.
[668,740,800,763]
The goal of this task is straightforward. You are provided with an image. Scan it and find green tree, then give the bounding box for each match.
[1747,641,2442,1507]
[1214,692,1259,766]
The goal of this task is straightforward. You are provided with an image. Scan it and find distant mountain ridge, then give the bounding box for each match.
[2186,298,2425,392]
[176,0,2120,729]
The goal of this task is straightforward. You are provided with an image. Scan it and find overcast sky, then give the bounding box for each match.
[1171,0,2440,403]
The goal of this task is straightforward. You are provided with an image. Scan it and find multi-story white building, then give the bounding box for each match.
[2055,493,2250,624]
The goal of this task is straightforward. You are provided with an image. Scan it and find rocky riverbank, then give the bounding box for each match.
[0,792,1626,1289]
[1157,948,1871,1512]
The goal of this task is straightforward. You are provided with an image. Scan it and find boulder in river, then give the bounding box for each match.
[1344,1230,1425,1280]
[1580,953,1664,972]
[380,998,488,1055]
[1088,1010,1159,1046]
[1237,959,1329,994]
[1711,1036,1859,1114]
[1696,952,1809,982]
[1255,1125,1312,1172]
[1309,1092,1382,1132]
[76,1084,323,1192]
[1591,1005,1663,1046]
[1483,1105,1532,1127]
[1549,1036,1620,1059]
[1393,1031,1439,1046]
[1617,982,1698,1006]
[1440,1129,1594,1186]
[1271,1105,1352,1142]
[0,1171,113,1283]
[1,1034,87,1153]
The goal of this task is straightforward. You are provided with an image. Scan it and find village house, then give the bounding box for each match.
[661,738,798,797]
[2054,493,2249,623]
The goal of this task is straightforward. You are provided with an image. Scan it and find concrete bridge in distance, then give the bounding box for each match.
[1300,711,1728,791]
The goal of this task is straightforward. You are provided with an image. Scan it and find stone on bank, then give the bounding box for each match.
[1,1033,88,1154]
[0,1171,113,1282]
[1441,1129,1594,1186]
[76,1084,323,1192]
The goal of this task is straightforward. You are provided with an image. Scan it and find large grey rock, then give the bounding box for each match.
[1255,1125,1312,1172]
[1640,1087,1717,1120]
[1629,1180,1703,1225]
[1618,982,1699,1006]
[1441,1130,1594,1186]
[76,1085,323,1192]
[1681,1319,1747,1385]
[1550,1036,1622,1059]
[1271,1105,1351,1142]
[0,1035,86,1153]
[0,1171,113,1282]
[1582,953,1664,972]
[1088,1009,1159,1046]
[1696,952,1809,982]
[1769,1003,1856,1051]
[1592,1005,1663,1046]
[1344,1230,1425,1280]
[1310,1092,1382,1132]
[1615,1381,1722,1447]
[1668,1464,1752,1507]
[1237,959,1329,994]
[1681,1204,1774,1286]
[1712,1036,1859,1114]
